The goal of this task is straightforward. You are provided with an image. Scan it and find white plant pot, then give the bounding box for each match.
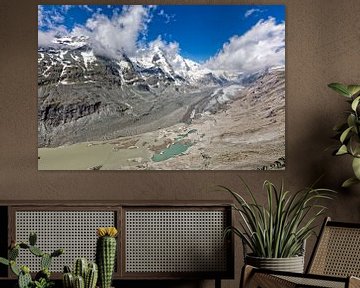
[245,254,305,273]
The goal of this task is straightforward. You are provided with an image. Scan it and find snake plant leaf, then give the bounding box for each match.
[342,177,360,188]
[352,157,360,179]
[340,126,353,143]
[336,144,348,155]
[347,85,360,97]
[351,96,360,111]
[328,83,351,97]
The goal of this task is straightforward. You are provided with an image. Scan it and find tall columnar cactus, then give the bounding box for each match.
[0,232,64,288]
[63,260,98,288]
[74,258,88,279]
[85,262,98,288]
[73,275,85,288]
[96,227,118,288]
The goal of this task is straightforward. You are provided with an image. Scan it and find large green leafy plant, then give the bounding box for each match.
[328,83,360,187]
[222,180,334,258]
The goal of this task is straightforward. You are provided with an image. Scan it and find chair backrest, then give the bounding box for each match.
[307,217,360,277]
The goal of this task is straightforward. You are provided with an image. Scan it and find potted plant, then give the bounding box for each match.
[221,179,334,273]
[328,83,360,187]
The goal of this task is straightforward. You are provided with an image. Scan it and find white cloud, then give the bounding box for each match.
[244,8,262,18]
[82,5,94,13]
[38,26,68,47]
[158,9,175,24]
[73,5,152,58]
[148,36,180,57]
[38,6,69,47]
[204,17,285,74]
[38,5,45,27]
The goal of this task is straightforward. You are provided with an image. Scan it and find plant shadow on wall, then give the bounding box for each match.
[220,178,336,273]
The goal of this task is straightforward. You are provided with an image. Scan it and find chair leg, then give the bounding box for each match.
[240,265,255,288]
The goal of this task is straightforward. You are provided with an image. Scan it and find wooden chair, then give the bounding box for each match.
[241,217,360,288]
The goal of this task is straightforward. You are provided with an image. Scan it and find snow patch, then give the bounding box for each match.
[81,50,96,69]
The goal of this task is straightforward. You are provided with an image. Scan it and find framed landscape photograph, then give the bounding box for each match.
[38,4,285,170]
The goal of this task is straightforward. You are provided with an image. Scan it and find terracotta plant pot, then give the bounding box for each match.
[245,254,305,273]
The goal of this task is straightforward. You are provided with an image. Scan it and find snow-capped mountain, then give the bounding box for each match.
[38,35,237,88]
[38,35,280,147]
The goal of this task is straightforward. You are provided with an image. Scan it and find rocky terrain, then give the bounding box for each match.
[38,36,285,170]
[38,36,242,147]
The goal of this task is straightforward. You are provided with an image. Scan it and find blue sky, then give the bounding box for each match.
[38,5,285,73]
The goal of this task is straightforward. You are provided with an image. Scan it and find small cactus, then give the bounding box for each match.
[29,246,44,257]
[18,269,32,288]
[29,232,37,246]
[0,232,63,288]
[74,275,85,288]
[74,258,88,279]
[96,227,118,288]
[9,246,19,260]
[63,272,74,288]
[41,253,52,270]
[63,260,98,288]
[85,263,98,288]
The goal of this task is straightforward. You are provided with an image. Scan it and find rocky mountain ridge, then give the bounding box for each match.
[38,35,280,148]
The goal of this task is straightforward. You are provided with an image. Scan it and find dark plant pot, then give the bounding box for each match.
[245,254,304,273]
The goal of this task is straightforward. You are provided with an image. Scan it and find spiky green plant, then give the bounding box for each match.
[0,232,63,288]
[328,83,360,187]
[62,260,98,288]
[96,227,118,288]
[222,179,335,258]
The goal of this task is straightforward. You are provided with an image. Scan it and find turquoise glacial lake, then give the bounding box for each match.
[151,142,193,162]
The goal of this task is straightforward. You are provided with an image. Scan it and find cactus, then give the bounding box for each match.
[74,258,88,279]
[9,246,19,260]
[0,232,63,288]
[74,275,85,288]
[41,253,52,270]
[29,232,37,246]
[63,272,74,288]
[63,260,98,288]
[96,227,118,288]
[85,263,98,288]
[0,257,9,266]
[18,268,32,288]
[29,246,44,257]
[10,260,20,276]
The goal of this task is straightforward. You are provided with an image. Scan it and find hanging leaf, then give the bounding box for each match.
[336,145,348,155]
[347,114,356,128]
[351,96,360,111]
[340,126,353,143]
[328,83,350,97]
[352,157,360,179]
[349,135,360,157]
[342,177,360,188]
[347,85,360,97]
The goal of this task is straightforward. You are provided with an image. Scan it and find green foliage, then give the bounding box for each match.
[0,232,64,288]
[32,278,54,288]
[222,179,335,258]
[62,259,98,288]
[329,83,360,187]
[97,236,117,288]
